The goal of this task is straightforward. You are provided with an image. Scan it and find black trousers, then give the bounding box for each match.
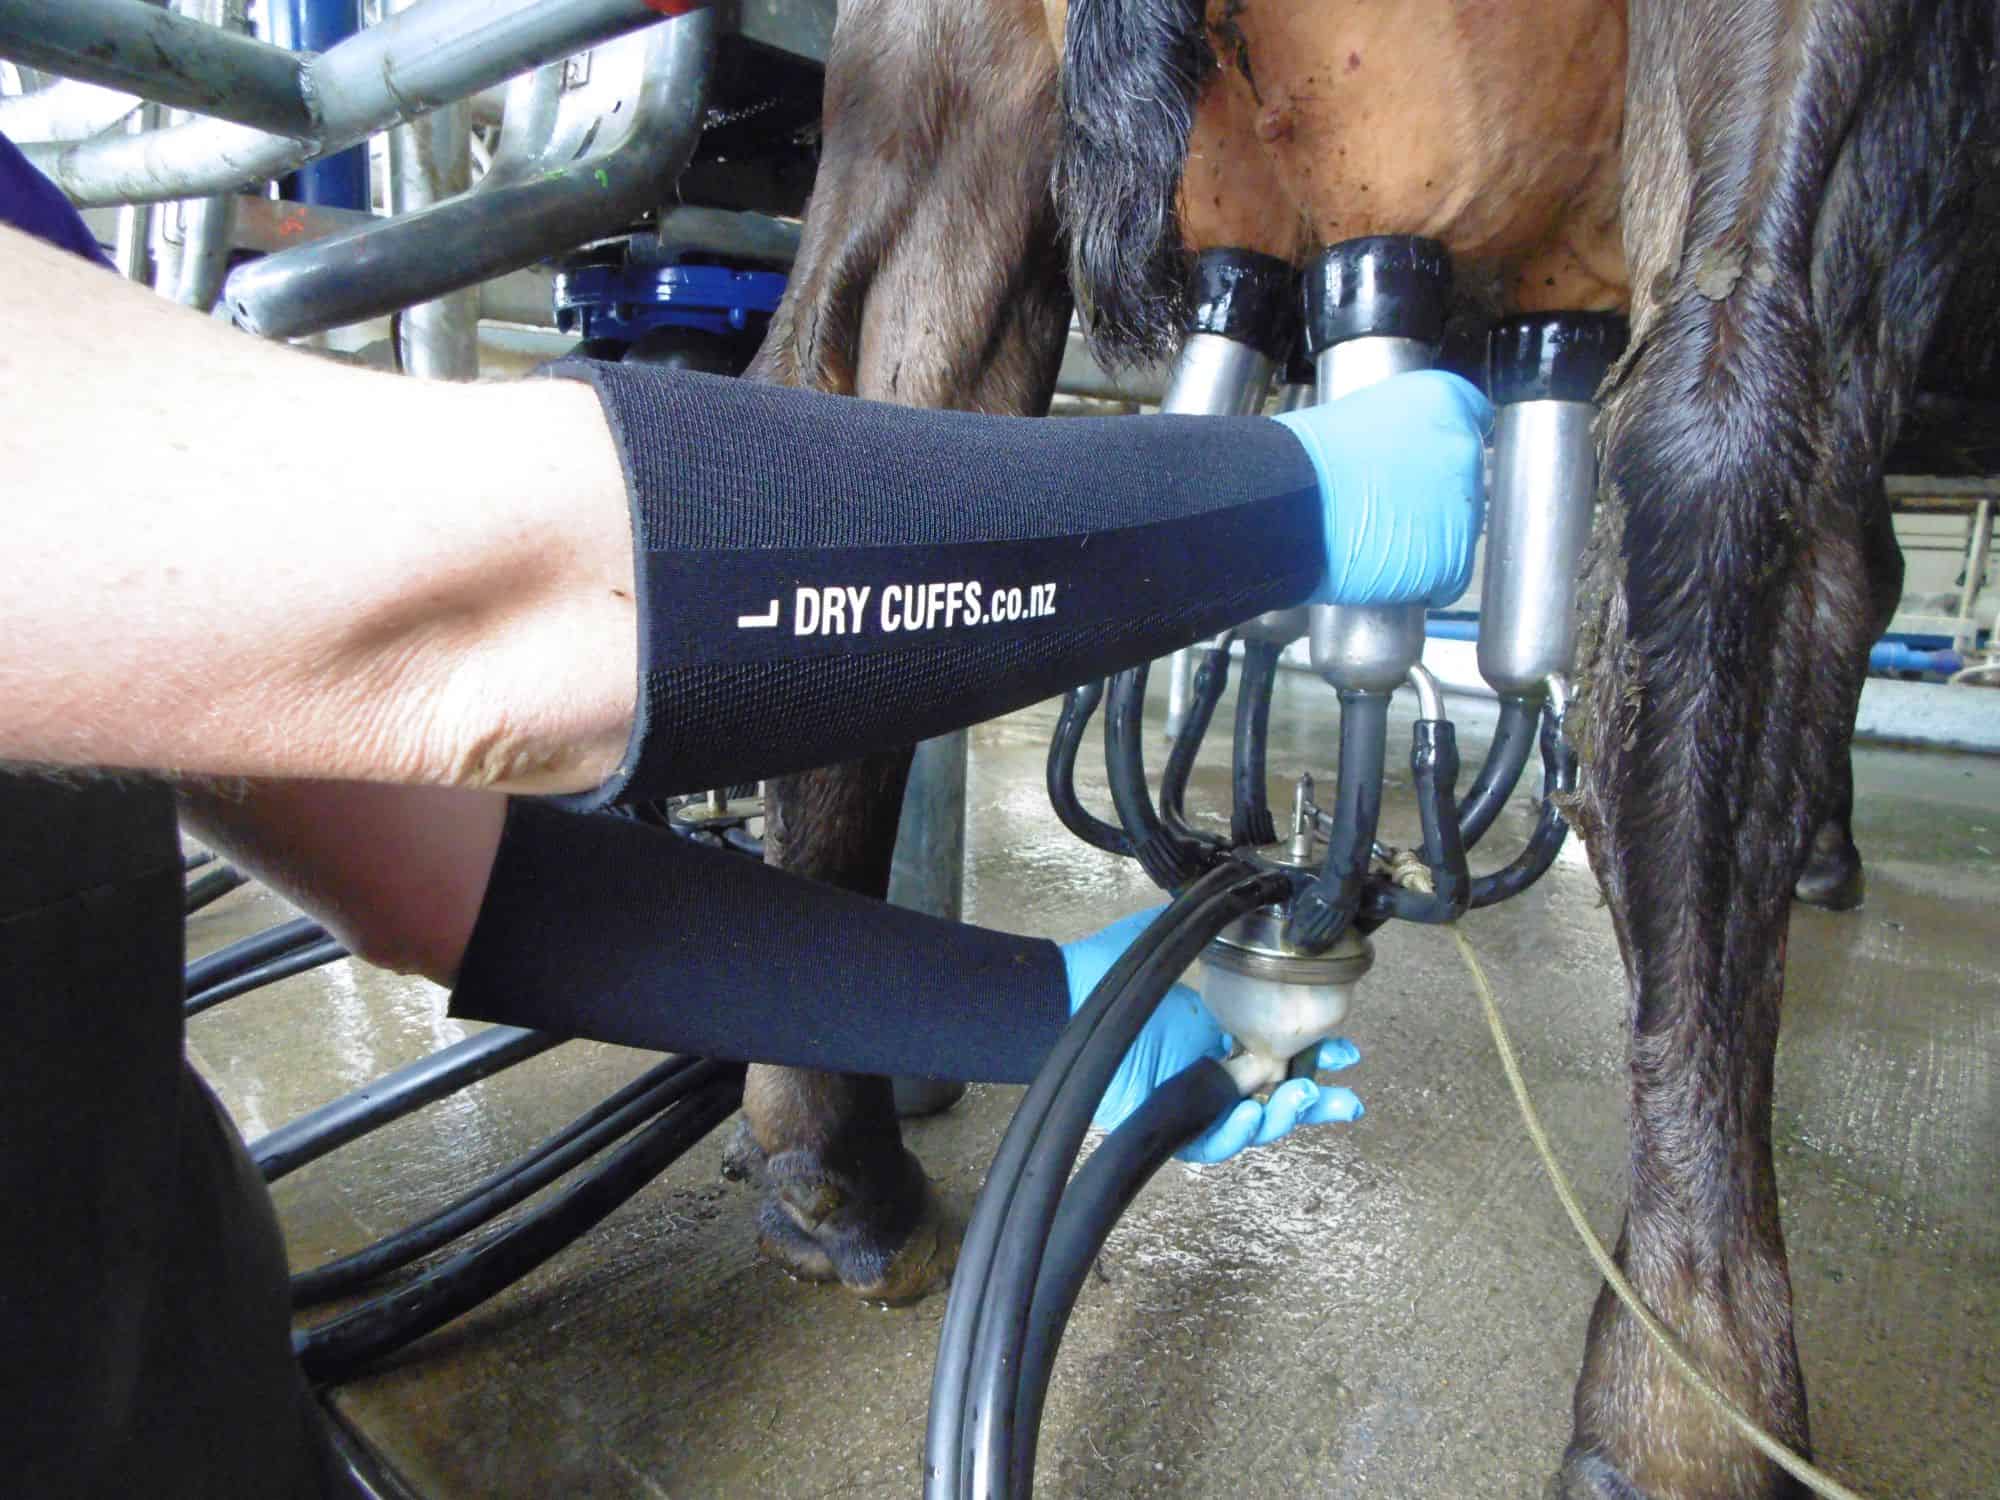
[0,774,328,1498]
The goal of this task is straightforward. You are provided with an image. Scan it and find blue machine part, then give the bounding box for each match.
[554,262,789,345]
[264,0,369,211]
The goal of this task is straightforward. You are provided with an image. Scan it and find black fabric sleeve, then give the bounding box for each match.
[448,798,1072,1083]
[545,360,1323,807]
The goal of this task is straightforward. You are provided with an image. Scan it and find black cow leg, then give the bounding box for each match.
[1794,823,1864,912]
[741,1061,955,1305]
[1796,501,1902,912]
[724,0,1070,1304]
[1559,4,1994,1493]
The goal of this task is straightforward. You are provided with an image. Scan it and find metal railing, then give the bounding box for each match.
[7,0,682,206]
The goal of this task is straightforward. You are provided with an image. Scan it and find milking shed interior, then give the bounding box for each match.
[3,2,1995,1497]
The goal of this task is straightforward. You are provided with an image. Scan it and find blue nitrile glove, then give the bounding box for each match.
[1272,368,1493,610]
[1058,907,1363,1164]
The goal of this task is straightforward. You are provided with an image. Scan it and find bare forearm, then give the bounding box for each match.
[178,779,505,984]
[0,224,636,793]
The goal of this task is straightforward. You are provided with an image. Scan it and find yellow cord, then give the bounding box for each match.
[1445,924,1870,1500]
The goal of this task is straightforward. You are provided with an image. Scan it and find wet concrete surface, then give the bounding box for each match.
[188,669,1999,1498]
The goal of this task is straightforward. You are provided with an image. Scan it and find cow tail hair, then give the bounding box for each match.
[1054,0,1213,367]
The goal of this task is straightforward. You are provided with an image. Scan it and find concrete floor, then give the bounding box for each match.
[188,670,2000,1499]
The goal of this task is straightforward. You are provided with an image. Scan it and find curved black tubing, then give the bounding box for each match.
[1005,1058,1242,1494]
[1158,642,1230,853]
[1469,700,1577,909]
[1362,719,1471,925]
[184,862,248,914]
[291,1055,704,1306]
[1104,665,1206,890]
[1047,682,1131,856]
[1286,691,1389,951]
[926,861,1261,1499]
[252,1027,561,1183]
[185,937,350,1017]
[1230,640,1283,846]
[926,862,1285,1500]
[961,874,1278,1497]
[1454,696,1538,850]
[296,1062,744,1385]
[184,915,329,995]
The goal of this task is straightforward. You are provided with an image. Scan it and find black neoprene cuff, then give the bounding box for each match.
[544,360,1323,807]
[449,798,1072,1083]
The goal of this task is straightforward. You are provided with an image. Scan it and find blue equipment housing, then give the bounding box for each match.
[264,0,369,212]
[554,261,788,347]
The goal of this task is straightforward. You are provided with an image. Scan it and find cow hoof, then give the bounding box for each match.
[1553,1444,1804,1500]
[1550,1448,1650,1500]
[719,1117,769,1184]
[755,1148,959,1305]
[1794,838,1865,910]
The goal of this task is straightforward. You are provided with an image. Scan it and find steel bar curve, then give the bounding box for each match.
[223,10,714,339]
[20,0,679,206]
[0,0,313,137]
[0,78,140,144]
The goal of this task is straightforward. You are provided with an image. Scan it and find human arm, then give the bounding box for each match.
[541,358,1487,804]
[184,777,1354,1162]
[443,797,1357,1160]
[2,215,1483,799]
[0,220,638,793]
[175,779,504,980]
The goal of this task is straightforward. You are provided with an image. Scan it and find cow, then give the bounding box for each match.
[725,0,1998,1493]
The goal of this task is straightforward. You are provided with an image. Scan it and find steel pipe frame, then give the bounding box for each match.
[651,205,802,268]
[152,188,238,309]
[0,0,315,138]
[477,55,566,193]
[111,104,163,284]
[888,730,970,923]
[0,77,140,144]
[18,0,682,207]
[384,0,478,377]
[223,11,716,339]
[149,0,243,313]
[205,195,795,325]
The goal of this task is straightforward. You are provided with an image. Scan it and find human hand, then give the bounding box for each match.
[1059,908,1363,1164]
[1271,368,1492,610]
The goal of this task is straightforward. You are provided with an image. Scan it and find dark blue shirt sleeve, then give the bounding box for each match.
[0,130,113,267]
[451,798,1074,1082]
